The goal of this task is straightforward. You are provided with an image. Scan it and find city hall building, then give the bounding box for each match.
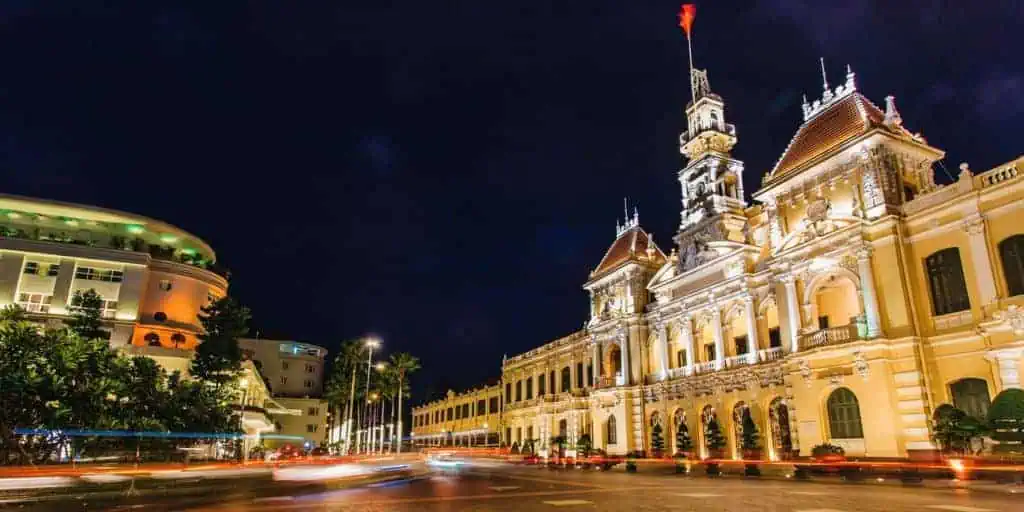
[421,63,1024,459]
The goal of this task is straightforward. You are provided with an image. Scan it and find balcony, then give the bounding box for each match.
[693,361,718,374]
[800,324,859,350]
[759,346,784,362]
[679,121,736,146]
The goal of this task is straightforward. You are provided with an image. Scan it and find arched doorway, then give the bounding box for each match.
[803,271,862,347]
[768,397,792,460]
[649,411,664,456]
[826,388,864,441]
[731,402,748,459]
[673,409,687,454]
[700,405,717,458]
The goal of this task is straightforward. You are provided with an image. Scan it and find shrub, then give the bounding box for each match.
[811,443,845,458]
[988,389,1024,453]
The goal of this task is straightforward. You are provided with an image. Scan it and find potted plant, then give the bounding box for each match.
[704,417,726,477]
[987,389,1024,455]
[575,434,592,468]
[740,408,762,476]
[625,452,638,473]
[810,442,846,463]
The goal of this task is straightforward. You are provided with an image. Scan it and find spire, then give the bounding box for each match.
[616,198,639,237]
[820,58,833,102]
[802,62,858,122]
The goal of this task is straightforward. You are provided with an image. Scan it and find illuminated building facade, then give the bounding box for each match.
[411,383,503,447]
[0,193,286,440]
[239,338,330,447]
[497,62,1024,459]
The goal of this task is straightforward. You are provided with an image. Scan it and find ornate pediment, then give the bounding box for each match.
[772,203,861,256]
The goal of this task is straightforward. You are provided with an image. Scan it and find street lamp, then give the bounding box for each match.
[238,378,250,462]
[361,337,380,453]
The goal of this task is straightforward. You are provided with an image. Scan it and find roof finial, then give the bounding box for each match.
[820,57,829,91]
[845,64,857,91]
[623,197,629,225]
[820,57,833,102]
[884,95,903,128]
[633,206,639,225]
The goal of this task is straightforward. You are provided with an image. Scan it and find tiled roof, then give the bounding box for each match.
[590,227,665,279]
[767,93,904,181]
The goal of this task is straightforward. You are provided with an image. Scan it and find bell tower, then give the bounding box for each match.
[674,67,748,256]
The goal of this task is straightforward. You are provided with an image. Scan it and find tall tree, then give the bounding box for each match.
[389,352,420,453]
[65,289,110,341]
[191,297,250,387]
[675,420,693,455]
[650,423,665,456]
[324,340,371,452]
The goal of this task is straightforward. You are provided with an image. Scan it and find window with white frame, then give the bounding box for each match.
[305,363,315,373]
[304,379,313,388]
[99,299,118,319]
[17,292,52,313]
[22,261,39,275]
[306,424,318,433]
[307,407,320,416]
[74,266,123,283]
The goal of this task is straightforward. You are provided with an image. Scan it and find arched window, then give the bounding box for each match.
[170,332,186,347]
[609,345,622,376]
[950,378,991,419]
[561,367,571,392]
[925,248,970,315]
[826,388,864,439]
[606,415,617,445]
[558,419,567,438]
[999,235,1024,297]
[144,332,161,347]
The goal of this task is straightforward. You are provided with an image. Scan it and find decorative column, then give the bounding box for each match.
[711,309,725,370]
[743,295,760,364]
[857,247,882,338]
[783,274,801,353]
[681,315,695,373]
[655,321,670,380]
[591,340,600,387]
[964,214,998,306]
[618,327,631,386]
[569,353,576,392]
[989,348,1023,390]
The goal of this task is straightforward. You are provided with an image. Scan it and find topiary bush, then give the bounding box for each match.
[988,388,1024,454]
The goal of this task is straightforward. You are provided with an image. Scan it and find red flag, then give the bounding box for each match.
[679,4,696,38]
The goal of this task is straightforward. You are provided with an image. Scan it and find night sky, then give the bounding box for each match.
[1,2,1021,403]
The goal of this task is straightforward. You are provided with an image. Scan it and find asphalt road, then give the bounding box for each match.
[195,463,1020,512]
[6,462,1022,511]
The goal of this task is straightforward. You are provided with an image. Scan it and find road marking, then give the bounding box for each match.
[490,486,522,491]
[543,499,593,506]
[925,506,996,512]
[673,493,724,498]
[252,496,295,503]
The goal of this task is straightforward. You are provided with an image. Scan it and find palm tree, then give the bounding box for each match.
[389,353,421,453]
[325,340,369,453]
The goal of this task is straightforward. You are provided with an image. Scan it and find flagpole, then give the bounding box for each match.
[686,34,695,105]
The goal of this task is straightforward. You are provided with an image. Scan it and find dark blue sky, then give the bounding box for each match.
[1,1,1021,401]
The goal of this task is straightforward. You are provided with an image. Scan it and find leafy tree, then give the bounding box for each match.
[650,424,665,455]
[191,297,249,387]
[740,408,761,451]
[510,441,520,454]
[65,289,110,341]
[675,420,693,455]
[988,389,1024,454]
[576,433,592,458]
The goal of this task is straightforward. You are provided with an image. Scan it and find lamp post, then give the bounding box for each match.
[374,362,388,453]
[238,378,249,462]
[361,338,380,453]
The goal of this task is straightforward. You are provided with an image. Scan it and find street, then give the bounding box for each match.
[103,462,1023,511]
